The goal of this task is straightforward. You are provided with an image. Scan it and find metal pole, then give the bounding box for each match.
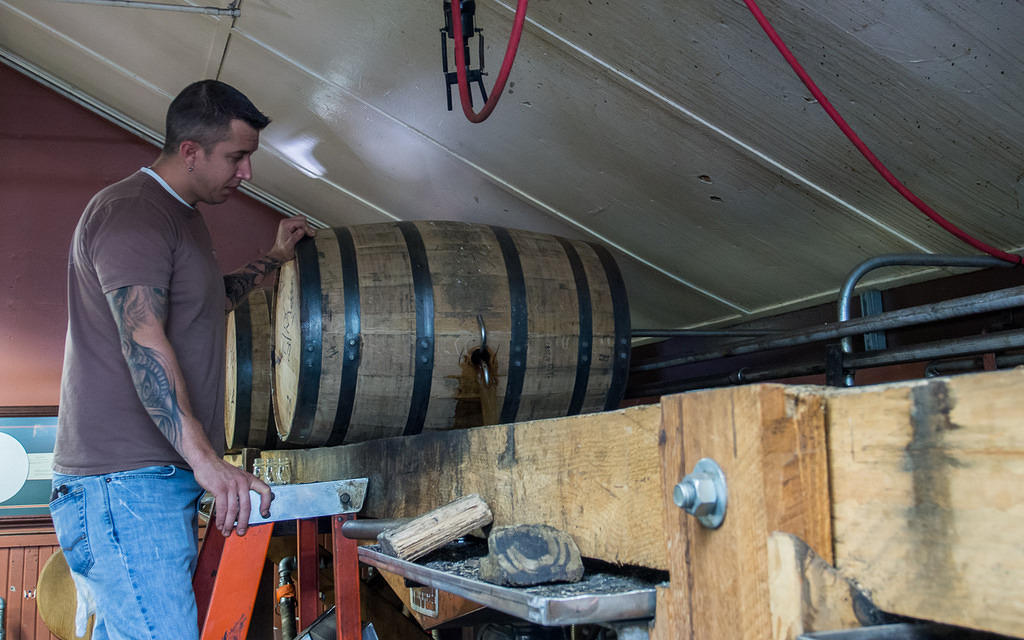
[631,285,1024,373]
[632,329,783,338]
[53,0,240,16]
[629,328,1024,398]
[836,254,1013,385]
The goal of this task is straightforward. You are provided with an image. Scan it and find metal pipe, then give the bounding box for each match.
[926,353,1024,377]
[278,556,297,640]
[340,518,412,540]
[630,328,1024,397]
[53,0,240,15]
[631,284,1024,373]
[631,328,783,338]
[836,253,1013,385]
[846,328,1024,369]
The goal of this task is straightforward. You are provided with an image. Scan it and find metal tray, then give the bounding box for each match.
[357,544,658,627]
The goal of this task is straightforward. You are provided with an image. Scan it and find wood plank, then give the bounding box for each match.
[651,384,831,640]
[264,404,665,569]
[827,368,1024,637]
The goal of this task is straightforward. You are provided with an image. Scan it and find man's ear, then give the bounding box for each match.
[179,140,201,167]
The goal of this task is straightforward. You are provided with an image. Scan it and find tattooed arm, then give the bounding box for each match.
[107,285,272,536]
[224,216,314,311]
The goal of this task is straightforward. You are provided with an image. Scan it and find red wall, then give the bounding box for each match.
[0,63,285,406]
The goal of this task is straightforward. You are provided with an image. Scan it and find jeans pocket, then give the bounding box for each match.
[49,487,95,576]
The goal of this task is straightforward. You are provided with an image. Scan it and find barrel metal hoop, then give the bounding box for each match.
[327,226,362,446]
[556,237,592,416]
[232,297,254,449]
[292,234,324,443]
[590,243,630,410]
[491,225,528,424]
[398,222,434,436]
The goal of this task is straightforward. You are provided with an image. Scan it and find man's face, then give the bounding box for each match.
[192,119,259,205]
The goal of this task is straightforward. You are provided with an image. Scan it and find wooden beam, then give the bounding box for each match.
[264,404,665,569]
[828,368,1024,637]
[651,384,832,640]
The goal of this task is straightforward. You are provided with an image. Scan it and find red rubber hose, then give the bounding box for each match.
[451,0,529,123]
[743,0,1021,264]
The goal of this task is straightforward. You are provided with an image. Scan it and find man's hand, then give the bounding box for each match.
[192,454,273,537]
[267,216,314,263]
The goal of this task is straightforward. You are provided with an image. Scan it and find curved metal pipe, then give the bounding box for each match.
[837,254,1013,385]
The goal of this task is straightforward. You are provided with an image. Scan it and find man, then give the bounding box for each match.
[50,80,312,639]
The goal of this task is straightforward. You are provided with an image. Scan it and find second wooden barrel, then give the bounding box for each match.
[273,221,630,446]
[225,288,276,450]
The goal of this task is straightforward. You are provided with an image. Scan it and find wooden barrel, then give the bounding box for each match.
[225,288,276,451]
[273,221,630,446]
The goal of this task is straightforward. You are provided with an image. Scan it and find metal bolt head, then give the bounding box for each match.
[674,473,718,517]
[672,457,728,529]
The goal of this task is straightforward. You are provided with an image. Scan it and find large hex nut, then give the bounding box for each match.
[685,473,719,518]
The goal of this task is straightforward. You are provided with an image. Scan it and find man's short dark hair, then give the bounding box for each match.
[162,80,270,154]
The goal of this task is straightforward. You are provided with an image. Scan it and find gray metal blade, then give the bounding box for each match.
[246,478,368,524]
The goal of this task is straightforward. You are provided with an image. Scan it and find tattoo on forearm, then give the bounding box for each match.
[108,286,184,451]
[224,256,282,311]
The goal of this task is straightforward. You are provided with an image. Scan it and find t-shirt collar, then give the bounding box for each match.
[140,167,194,209]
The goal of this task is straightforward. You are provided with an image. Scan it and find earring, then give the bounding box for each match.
[187,165,194,173]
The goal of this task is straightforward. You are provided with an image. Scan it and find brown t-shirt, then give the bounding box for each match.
[54,170,226,475]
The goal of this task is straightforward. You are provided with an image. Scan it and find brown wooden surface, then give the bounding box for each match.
[767,532,864,640]
[828,368,1024,637]
[2,540,60,639]
[264,404,665,569]
[271,222,624,447]
[651,384,832,640]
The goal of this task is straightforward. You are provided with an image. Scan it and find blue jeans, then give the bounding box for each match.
[49,465,205,640]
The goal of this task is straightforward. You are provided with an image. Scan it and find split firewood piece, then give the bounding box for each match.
[377,494,493,562]
[479,524,584,587]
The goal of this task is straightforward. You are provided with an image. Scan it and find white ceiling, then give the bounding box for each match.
[3,0,1022,330]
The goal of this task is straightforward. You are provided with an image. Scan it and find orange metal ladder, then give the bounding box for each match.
[193,514,361,639]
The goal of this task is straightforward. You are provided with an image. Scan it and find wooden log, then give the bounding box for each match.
[827,369,1024,637]
[263,404,665,569]
[377,494,493,562]
[650,384,832,640]
[478,524,584,587]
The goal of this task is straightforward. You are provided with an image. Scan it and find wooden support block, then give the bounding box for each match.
[377,494,493,562]
[651,384,831,640]
[263,404,665,569]
[479,524,584,587]
[828,369,1024,637]
[768,532,885,639]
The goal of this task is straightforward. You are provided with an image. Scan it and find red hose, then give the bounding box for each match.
[743,0,1021,265]
[451,0,529,123]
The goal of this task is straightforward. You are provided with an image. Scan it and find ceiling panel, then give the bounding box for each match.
[0,0,233,130]
[518,0,1024,252]
[2,0,1021,329]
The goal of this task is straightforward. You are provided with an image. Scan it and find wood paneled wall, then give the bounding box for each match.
[1,526,59,640]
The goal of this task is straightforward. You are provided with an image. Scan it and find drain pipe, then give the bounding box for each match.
[837,254,1014,386]
[53,0,240,15]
